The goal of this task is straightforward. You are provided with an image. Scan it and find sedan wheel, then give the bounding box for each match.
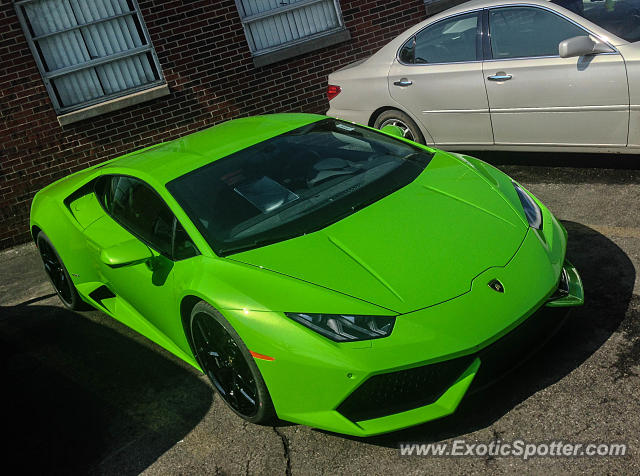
[190,301,275,423]
[375,110,426,144]
[379,118,415,141]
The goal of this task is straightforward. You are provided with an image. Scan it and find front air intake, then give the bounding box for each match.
[336,355,475,422]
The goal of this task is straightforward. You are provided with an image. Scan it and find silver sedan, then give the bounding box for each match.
[327,0,640,154]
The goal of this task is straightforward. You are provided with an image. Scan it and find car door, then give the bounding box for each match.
[84,174,199,351]
[388,11,494,147]
[483,5,629,147]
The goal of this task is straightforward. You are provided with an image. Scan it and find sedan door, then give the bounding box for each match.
[388,11,494,147]
[483,5,629,148]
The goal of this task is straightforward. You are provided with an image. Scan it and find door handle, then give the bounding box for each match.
[487,72,512,81]
[393,78,413,87]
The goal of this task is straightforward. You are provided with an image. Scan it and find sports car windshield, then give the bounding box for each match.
[167,119,433,256]
[553,0,640,42]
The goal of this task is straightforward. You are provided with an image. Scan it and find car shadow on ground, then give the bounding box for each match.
[461,151,640,187]
[0,298,213,475]
[330,221,637,446]
[465,151,640,171]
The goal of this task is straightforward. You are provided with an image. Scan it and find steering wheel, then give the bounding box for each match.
[282,149,322,189]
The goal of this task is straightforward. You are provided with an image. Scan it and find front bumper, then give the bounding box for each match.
[331,259,583,436]
[336,261,584,426]
[229,212,583,436]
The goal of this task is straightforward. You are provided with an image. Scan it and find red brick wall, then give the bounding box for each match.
[0,0,426,249]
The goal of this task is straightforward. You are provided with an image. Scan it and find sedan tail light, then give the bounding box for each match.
[327,85,341,101]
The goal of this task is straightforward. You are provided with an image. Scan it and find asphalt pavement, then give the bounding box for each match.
[1,153,639,475]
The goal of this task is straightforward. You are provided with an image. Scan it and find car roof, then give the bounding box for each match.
[438,0,554,15]
[366,0,627,64]
[424,0,624,42]
[99,113,326,184]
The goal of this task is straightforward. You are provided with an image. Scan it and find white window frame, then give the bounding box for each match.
[234,0,347,57]
[14,0,164,114]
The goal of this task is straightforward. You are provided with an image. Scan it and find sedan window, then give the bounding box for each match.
[399,12,480,64]
[489,6,586,59]
[553,0,640,43]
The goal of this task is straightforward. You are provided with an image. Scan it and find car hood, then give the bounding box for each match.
[230,153,528,314]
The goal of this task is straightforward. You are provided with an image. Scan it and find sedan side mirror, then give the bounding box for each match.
[100,239,152,267]
[380,124,404,138]
[559,35,613,58]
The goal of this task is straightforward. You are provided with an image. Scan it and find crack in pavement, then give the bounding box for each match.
[611,295,640,381]
[272,427,292,476]
[484,427,505,466]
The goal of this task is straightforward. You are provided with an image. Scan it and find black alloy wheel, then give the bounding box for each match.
[190,301,275,424]
[37,232,87,310]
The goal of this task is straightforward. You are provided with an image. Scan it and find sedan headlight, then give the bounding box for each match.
[513,182,542,229]
[285,313,395,342]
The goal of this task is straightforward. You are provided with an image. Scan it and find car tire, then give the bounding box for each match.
[374,110,426,144]
[36,231,90,311]
[189,301,276,424]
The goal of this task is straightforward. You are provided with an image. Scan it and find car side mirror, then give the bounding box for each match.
[380,124,405,138]
[559,35,613,58]
[100,239,152,267]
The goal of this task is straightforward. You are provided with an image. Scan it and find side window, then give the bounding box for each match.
[489,7,587,59]
[400,13,479,64]
[97,176,197,260]
[174,221,198,261]
[399,36,415,64]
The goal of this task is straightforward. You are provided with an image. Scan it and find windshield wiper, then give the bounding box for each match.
[219,230,308,256]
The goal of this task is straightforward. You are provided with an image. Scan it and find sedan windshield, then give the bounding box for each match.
[554,0,640,42]
[167,119,433,256]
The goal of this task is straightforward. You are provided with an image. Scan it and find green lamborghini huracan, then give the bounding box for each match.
[30,114,583,436]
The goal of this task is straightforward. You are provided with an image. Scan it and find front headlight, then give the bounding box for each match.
[284,313,395,342]
[513,182,543,230]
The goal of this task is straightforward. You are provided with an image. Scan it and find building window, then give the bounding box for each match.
[235,0,347,59]
[15,0,164,114]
